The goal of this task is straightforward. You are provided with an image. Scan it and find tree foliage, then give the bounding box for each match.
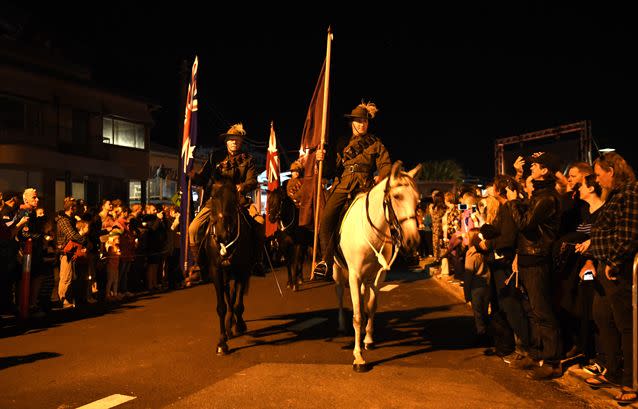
[418,160,464,183]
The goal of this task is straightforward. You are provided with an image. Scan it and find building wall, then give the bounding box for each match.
[1,41,155,212]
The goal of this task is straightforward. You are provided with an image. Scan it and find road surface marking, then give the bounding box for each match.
[380,284,398,292]
[76,394,136,409]
[288,317,327,331]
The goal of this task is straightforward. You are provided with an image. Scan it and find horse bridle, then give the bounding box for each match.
[365,176,417,249]
[271,192,296,232]
[211,211,241,259]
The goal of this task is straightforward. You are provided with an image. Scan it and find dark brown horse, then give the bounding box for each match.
[266,186,313,291]
[199,177,257,355]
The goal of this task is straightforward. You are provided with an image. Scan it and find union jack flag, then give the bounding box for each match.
[179,56,198,275]
[265,121,280,237]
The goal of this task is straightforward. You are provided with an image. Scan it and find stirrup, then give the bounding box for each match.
[313,261,328,278]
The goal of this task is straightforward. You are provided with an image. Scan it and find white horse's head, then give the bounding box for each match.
[387,161,422,253]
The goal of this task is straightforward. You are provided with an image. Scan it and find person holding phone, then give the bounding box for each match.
[577,152,638,404]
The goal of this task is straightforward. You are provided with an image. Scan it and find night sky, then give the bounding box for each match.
[6,3,638,178]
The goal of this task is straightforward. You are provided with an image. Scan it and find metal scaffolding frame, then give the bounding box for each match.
[494,120,592,175]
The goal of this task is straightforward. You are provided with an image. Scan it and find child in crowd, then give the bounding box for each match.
[66,219,95,305]
[464,227,492,347]
[105,229,122,301]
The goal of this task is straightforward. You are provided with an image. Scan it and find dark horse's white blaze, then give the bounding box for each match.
[333,161,421,372]
[200,178,257,355]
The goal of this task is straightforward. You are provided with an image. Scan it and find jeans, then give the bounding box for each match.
[519,261,562,362]
[593,260,633,386]
[491,262,530,350]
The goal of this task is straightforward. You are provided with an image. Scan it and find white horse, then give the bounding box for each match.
[333,161,422,372]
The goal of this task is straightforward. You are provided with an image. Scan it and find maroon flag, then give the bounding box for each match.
[265,121,280,237]
[298,60,327,229]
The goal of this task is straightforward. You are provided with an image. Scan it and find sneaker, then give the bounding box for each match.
[312,261,328,278]
[62,300,75,309]
[502,352,525,365]
[528,364,562,380]
[582,362,607,376]
[509,355,538,370]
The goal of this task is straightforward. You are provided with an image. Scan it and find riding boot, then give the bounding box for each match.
[186,245,201,284]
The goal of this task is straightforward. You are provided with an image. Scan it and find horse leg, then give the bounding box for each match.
[224,282,235,340]
[335,266,347,334]
[295,244,306,286]
[232,279,247,336]
[285,256,294,290]
[291,244,303,291]
[349,273,369,372]
[213,276,230,356]
[364,285,378,350]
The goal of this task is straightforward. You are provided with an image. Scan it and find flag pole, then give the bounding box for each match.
[180,56,198,279]
[183,178,192,275]
[311,26,333,280]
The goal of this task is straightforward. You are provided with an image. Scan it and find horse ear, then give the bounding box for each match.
[390,161,403,180]
[407,163,422,179]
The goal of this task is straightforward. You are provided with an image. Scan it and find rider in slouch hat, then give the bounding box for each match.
[187,123,265,277]
[312,101,392,278]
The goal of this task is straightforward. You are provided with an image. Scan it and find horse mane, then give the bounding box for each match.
[211,177,239,216]
[352,169,418,201]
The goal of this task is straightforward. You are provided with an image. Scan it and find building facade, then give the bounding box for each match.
[0,37,156,213]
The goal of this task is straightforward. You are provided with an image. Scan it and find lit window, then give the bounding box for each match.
[102,118,145,149]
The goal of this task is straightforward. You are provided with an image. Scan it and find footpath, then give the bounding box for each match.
[411,256,632,409]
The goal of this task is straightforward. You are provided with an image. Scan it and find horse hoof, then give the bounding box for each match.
[364,342,375,351]
[352,363,370,373]
[216,345,229,356]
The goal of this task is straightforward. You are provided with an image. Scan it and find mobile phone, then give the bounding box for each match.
[583,270,594,281]
[458,203,468,211]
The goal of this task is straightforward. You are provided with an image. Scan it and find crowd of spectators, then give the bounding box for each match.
[416,150,638,404]
[1,192,183,319]
[3,149,638,404]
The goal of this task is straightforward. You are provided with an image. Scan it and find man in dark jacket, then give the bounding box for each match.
[312,101,392,278]
[187,123,262,276]
[506,152,563,380]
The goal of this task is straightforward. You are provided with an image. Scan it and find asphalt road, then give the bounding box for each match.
[0,264,610,409]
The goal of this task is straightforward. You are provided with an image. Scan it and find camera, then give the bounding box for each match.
[457,203,468,211]
[583,270,594,281]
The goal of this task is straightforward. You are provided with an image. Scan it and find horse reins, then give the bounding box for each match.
[365,176,417,247]
[360,175,416,277]
[212,212,241,258]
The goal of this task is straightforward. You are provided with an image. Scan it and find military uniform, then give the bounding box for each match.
[187,124,261,272]
[285,176,304,208]
[188,150,258,249]
[318,132,391,264]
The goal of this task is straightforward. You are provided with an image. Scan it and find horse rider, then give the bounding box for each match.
[312,101,392,278]
[187,123,266,277]
[284,160,304,208]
